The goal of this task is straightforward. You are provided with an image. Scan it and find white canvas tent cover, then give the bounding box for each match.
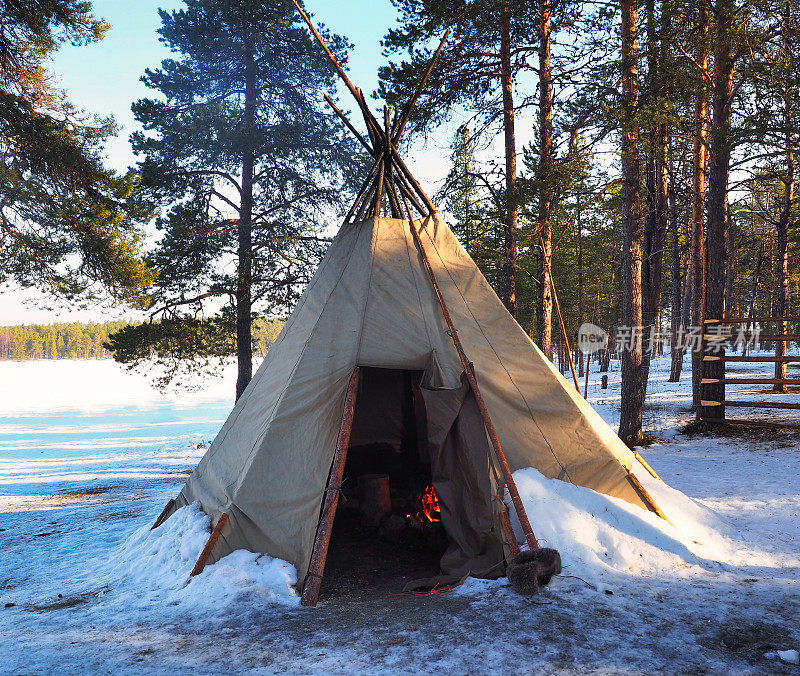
[167,213,651,582]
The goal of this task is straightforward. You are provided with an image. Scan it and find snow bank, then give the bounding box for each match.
[128,469,759,609]
[118,470,765,608]
[98,502,299,617]
[508,463,789,588]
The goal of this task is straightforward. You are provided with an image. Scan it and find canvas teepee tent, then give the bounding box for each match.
[151,4,668,606]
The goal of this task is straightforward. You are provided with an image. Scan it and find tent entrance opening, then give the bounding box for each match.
[320,367,447,600]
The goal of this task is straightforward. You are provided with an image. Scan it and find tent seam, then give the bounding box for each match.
[355,217,381,361]
[403,218,438,354]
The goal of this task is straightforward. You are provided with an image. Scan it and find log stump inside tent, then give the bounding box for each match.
[358,474,392,528]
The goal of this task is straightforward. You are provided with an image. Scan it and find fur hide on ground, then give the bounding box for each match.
[507,548,562,596]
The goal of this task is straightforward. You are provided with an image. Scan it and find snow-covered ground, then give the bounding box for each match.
[1,356,799,674]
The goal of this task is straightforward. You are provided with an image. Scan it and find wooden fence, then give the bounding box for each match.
[700,316,800,429]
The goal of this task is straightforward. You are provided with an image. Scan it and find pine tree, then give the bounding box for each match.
[109,0,362,399]
[0,1,153,305]
[379,0,540,319]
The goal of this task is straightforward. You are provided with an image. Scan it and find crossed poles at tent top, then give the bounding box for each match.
[292,0,446,224]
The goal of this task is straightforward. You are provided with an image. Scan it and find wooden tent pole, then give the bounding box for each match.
[627,473,671,523]
[382,107,400,217]
[354,178,379,222]
[539,233,580,392]
[634,451,663,481]
[323,94,373,155]
[486,455,521,557]
[390,145,436,214]
[344,152,383,223]
[150,498,175,530]
[401,195,538,552]
[394,30,450,142]
[301,367,361,607]
[292,1,373,123]
[189,512,229,577]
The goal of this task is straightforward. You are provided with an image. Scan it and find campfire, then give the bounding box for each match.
[407,484,441,523]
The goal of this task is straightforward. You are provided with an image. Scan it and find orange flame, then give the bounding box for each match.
[408,484,441,523]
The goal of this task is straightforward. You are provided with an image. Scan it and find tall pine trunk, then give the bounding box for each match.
[577,206,585,377]
[702,0,735,422]
[668,167,684,382]
[537,0,554,356]
[500,1,518,318]
[619,0,644,446]
[642,0,670,390]
[236,28,256,401]
[775,3,795,393]
[691,0,710,412]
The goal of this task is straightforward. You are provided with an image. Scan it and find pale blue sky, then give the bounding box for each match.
[48,0,400,172]
[0,1,479,324]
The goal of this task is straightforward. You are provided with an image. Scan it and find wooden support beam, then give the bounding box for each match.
[151,498,175,530]
[705,316,800,324]
[627,473,671,523]
[701,417,800,430]
[705,377,800,386]
[190,512,229,577]
[324,94,373,156]
[743,334,800,341]
[722,400,800,410]
[301,367,361,607]
[722,355,800,363]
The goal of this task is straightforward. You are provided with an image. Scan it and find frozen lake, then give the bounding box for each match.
[0,360,235,509]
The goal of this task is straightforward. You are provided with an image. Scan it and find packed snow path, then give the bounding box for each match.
[1,359,798,674]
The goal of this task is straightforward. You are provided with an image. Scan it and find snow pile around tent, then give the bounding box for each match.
[98,501,299,616]
[119,463,785,607]
[452,462,795,597]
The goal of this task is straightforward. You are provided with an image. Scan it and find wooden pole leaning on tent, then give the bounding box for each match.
[538,233,580,392]
[150,498,175,530]
[301,367,361,607]
[401,195,537,554]
[190,512,229,577]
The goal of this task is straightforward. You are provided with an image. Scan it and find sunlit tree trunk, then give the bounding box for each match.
[500,1,518,319]
[236,27,256,401]
[619,0,644,446]
[691,0,710,412]
[702,0,735,423]
[536,0,554,355]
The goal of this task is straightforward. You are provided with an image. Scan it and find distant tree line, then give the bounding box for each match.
[0,321,132,360]
[0,319,283,362]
